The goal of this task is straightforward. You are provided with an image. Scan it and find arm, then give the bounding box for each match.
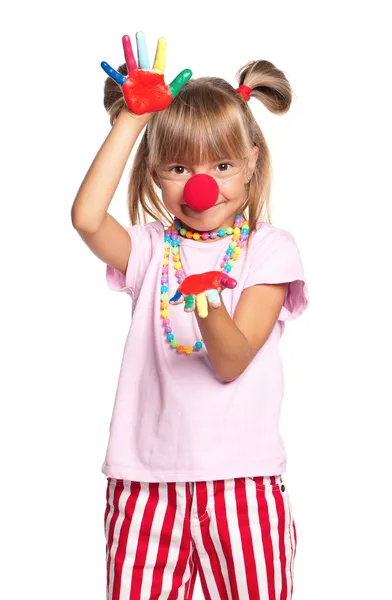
[195,283,288,383]
[71,107,151,232]
[71,108,151,274]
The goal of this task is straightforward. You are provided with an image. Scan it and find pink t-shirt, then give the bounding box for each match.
[101,220,309,482]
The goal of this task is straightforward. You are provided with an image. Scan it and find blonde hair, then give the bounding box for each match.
[103,60,293,237]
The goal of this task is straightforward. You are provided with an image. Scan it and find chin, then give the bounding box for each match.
[179,202,229,229]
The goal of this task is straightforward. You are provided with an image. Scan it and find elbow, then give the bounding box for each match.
[71,206,100,234]
[220,375,238,384]
[217,366,246,384]
[70,206,85,231]
[218,373,242,384]
[216,346,253,383]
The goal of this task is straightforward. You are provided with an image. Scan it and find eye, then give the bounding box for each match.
[217,162,233,172]
[168,165,188,175]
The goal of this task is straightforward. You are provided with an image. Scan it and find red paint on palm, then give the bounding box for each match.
[122,71,173,115]
[178,271,237,295]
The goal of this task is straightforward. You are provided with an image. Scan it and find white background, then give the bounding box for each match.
[2,1,392,598]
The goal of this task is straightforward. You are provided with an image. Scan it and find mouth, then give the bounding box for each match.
[181,201,226,211]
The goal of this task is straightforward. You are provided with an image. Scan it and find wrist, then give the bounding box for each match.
[119,105,152,126]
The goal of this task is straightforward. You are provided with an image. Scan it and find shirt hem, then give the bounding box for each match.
[101,461,287,482]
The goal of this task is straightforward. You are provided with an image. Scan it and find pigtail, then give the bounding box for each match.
[235,60,293,115]
[103,63,128,125]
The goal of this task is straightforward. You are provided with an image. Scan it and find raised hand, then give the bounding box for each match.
[101,32,192,115]
[169,271,238,318]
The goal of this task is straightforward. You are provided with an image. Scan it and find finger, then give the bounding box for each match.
[206,289,221,309]
[168,68,193,98]
[122,35,138,75]
[220,273,237,289]
[100,61,126,86]
[184,294,195,312]
[196,293,209,318]
[153,37,166,75]
[169,291,184,305]
[136,31,150,70]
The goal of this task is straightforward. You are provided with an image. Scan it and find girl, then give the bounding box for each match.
[72,32,309,600]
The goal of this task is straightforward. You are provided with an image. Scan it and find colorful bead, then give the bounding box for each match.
[176,220,235,240]
[162,215,249,356]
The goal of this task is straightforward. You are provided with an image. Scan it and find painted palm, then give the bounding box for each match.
[169,271,238,318]
[101,32,192,115]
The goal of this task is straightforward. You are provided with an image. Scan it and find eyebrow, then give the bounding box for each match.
[166,158,235,166]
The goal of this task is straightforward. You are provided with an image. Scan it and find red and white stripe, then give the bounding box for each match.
[104,475,297,599]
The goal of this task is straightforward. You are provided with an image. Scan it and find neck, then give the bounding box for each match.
[173,214,244,242]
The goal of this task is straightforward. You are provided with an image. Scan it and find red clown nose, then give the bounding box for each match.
[183,174,219,211]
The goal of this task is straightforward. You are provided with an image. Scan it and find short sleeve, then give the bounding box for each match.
[106,221,163,299]
[243,225,309,321]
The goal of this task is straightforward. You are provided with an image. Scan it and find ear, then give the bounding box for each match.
[245,146,259,183]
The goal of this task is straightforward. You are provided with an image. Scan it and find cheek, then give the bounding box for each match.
[160,182,184,212]
[159,180,182,197]
[218,178,246,199]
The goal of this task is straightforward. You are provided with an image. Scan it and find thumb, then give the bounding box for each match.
[168,69,193,98]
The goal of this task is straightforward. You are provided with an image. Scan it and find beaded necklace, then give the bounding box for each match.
[160,214,249,355]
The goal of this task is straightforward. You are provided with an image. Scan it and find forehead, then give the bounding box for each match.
[163,157,246,166]
[148,99,250,168]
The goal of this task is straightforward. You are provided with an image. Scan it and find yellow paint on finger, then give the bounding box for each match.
[153,37,166,74]
[196,293,208,318]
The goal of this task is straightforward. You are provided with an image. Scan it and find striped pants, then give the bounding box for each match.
[104,475,297,600]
